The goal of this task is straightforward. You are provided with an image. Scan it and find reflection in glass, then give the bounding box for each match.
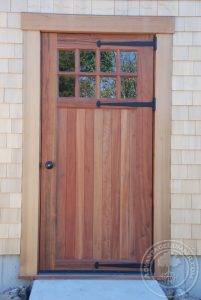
[120,51,137,73]
[100,51,116,72]
[100,77,116,98]
[80,76,95,98]
[121,77,137,98]
[59,50,75,72]
[80,51,96,72]
[59,76,75,97]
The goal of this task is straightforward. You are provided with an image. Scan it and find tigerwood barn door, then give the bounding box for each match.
[40,32,154,272]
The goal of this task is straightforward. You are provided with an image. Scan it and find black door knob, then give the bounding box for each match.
[45,161,54,169]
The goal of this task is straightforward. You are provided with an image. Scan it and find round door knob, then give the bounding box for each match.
[45,161,54,169]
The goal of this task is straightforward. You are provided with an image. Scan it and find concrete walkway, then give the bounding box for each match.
[30,279,167,299]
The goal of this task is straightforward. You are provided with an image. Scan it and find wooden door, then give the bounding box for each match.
[40,33,154,272]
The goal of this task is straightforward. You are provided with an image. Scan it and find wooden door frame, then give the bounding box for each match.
[20,14,174,278]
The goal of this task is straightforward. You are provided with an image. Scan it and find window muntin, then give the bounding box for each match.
[58,49,137,100]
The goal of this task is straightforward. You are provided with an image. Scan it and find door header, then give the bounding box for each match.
[21,13,175,34]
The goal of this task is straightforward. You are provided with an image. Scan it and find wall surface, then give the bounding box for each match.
[0,255,28,292]
[0,0,201,258]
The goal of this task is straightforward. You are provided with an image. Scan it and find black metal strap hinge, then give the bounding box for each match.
[94,261,154,275]
[96,97,156,111]
[97,36,157,51]
[153,36,157,51]
[95,262,142,269]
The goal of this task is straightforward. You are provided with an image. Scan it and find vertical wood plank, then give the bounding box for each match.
[20,31,40,276]
[154,35,172,276]
[101,110,112,259]
[119,110,130,259]
[40,32,57,270]
[65,109,77,259]
[83,109,94,259]
[111,110,121,260]
[93,110,103,259]
[128,110,136,261]
[129,109,153,262]
[75,109,85,259]
[56,109,67,259]
[154,35,172,243]
[142,109,153,256]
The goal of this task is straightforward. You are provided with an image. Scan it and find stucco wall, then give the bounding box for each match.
[0,0,201,256]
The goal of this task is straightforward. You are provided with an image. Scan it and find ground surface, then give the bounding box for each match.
[30,279,167,300]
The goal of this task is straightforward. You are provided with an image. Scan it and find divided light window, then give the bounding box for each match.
[58,49,137,100]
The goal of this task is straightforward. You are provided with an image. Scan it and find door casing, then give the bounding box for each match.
[20,14,173,278]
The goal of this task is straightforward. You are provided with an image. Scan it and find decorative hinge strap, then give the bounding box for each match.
[96,97,156,111]
[97,36,157,51]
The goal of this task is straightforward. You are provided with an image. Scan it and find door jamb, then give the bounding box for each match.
[21,14,173,277]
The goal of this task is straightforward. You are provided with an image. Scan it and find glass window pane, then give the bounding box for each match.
[120,51,137,73]
[80,51,96,72]
[100,77,116,98]
[121,77,137,98]
[100,51,116,72]
[79,76,96,98]
[59,76,75,97]
[59,50,75,72]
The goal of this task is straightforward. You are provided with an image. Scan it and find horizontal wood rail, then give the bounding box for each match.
[21,13,175,34]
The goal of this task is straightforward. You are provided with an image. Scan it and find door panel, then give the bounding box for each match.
[55,108,152,267]
[40,33,154,272]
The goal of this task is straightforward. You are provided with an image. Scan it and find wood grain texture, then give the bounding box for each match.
[40,33,57,270]
[53,108,153,269]
[130,109,153,262]
[83,110,94,259]
[120,110,130,260]
[22,30,172,277]
[21,13,175,34]
[111,110,121,259]
[56,109,67,259]
[102,110,112,259]
[40,32,154,271]
[65,109,76,259]
[57,33,154,106]
[154,34,172,276]
[75,109,85,259]
[93,109,103,259]
[20,31,40,276]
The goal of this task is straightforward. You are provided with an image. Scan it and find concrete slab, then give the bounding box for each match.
[30,279,167,300]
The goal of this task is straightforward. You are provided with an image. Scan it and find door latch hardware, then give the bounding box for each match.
[96,98,156,111]
[45,161,55,169]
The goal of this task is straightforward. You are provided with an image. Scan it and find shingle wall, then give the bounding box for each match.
[0,0,201,255]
